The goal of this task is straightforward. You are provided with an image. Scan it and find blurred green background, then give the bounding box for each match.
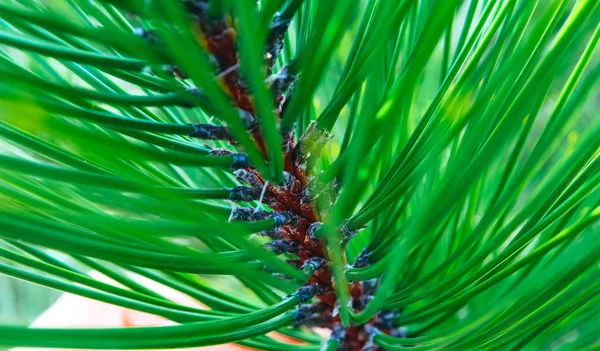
[0,241,60,327]
[0,269,59,325]
[0,251,60,351]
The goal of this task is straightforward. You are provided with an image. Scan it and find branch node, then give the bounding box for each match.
[292,284,323,304]
[270,211,297,227]
[265,239,301,255]
[307,221,323,240]
[231,153,250,169]
[189,123,232,141]
[352,248,371,268]
[300,257,326,275]
[228,186,261,202]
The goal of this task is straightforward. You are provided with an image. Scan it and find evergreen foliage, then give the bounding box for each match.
[0,0,599,350]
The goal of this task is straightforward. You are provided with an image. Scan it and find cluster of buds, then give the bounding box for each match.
[131,1,407,349]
